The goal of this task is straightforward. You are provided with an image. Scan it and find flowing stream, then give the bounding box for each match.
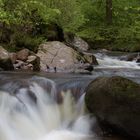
[93,52,140,84]
[0,52,140,140]
[94,52,140,69]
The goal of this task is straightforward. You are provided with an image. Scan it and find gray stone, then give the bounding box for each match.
[37,41,95,71]
[72,36,89,51]
[65,33,89,51]
[85,76,140,139]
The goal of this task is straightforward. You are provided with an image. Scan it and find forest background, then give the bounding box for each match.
[0,0,140,52]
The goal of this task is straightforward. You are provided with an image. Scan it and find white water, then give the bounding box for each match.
[0,80,96,140]
[95,53,140,69]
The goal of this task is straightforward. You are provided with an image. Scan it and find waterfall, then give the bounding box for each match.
[0,76,97,140]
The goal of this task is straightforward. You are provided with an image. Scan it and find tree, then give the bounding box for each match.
[1,0,140,52]
[106,0,112,25]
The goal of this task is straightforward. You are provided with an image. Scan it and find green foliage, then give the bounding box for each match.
[2,31,44,52]
[13,33,44,52]
[0,0,85,32]
[77,0,140,51]
[0,27,45,53]
[45,0,86,32]
[0,0,61,24]
[0,0,86,52]
[0,0,140,52]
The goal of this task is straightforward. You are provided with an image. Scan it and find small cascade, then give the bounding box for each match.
[94,53,140,69]
[57,79,92,101]
[0,76,97,140]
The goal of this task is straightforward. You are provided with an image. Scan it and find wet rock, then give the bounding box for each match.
[17,49,30,61]
[37,41,95,71]
[85,76,140,139]
[122,53,138,61]
[82,52,98,65]
[136,57,140,63]
[122,53,140,63]
[84,65,94,72]
[0,46,14,70]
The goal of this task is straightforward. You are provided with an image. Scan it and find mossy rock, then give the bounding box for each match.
[85,76,140,139]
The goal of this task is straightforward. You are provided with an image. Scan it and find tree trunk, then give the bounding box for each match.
[106,0,112,25]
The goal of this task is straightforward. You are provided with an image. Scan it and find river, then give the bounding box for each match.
[0,52,139,140]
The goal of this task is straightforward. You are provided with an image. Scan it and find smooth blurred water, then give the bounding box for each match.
[93,52,140,83]
[94,53,140,69]
[0,77,96,140]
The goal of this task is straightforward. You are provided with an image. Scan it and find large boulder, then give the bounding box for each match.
[85,76,140,139]
[37,41,97,71]
[17,49,30,61]
[0,46,14,70]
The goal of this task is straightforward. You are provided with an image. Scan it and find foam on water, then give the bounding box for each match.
[95,53,140,69]
[0,79,96,140]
